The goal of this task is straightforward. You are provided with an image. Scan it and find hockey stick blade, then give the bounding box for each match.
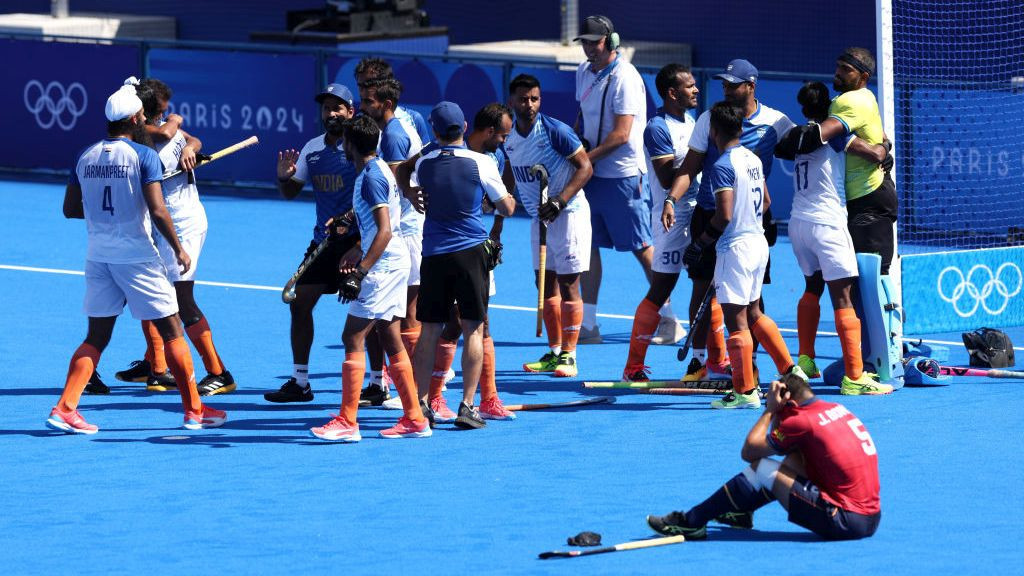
[506,396,613,411]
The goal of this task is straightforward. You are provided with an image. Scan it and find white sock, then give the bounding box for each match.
[694,349,707,364]
[293,364,309,387]
[583,304,598,329]
[659,301,675,321]
[369,369,385,390]
[549,346,562,355]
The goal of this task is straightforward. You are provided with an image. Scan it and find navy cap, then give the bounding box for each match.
[714,59,758,84]
[574,15,613,42]
[429,101,465,137]
[315,83,354,107]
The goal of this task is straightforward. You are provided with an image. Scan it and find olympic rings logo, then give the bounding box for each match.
[23,80,88,131]
[937,262,1023,317]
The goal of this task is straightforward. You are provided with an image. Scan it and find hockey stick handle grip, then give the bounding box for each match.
[162,135,259,180]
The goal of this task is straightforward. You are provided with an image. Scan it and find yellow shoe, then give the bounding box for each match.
[841,373,894,395]
[681,358,707,382]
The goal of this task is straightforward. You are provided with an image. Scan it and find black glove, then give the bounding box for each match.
[538,196,567,222]
[196,153,213,163]
[881,153,894,173]
[483,237,503,271]
[682,240,708,269]
[795,123,825,154]
[338,267,366,303]
[763,207,778,247]
[328,211,354,240]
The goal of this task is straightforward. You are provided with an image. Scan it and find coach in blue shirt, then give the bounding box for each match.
[410,101,515,428]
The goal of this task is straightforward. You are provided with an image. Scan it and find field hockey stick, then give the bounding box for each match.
[584,380,726,390]
[281,237,330,303]
[643,386,731,395]
[938,365,1024,379]
[677,285,715,361]
[531,164,550,338]
[162,135,259,180]
[506,396,612,411]
[538,535,685,559]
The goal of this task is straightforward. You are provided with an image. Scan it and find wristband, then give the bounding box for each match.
[664,196,676,206]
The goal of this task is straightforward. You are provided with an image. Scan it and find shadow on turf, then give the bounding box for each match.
[706,527,820,542]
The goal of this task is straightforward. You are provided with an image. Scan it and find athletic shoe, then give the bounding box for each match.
[578,324,602,345]
[358,384,390,407]
[264,378,314,403]
[523,351,559,373]
[841,373,894,395]
[714,511,754,529]
[420,399,435,428]
[146,370,177,392]
[651,317,687,345]
[479,396,516,420]
[786,364,810,383]
[553,353,578,378]
[115,359,151,383]
[454,401,486,429]
[622,364,651,383]
[197,370,236,396]
[380,396,405,410]
[442,367,455,391]
[429,395,457,423]
[380,416,432,439]
[707,359,732,381]
[646,511,707,540]
[46,406,99,435]
[711,388,761,410]
[681,358,707,382]
[84,371,109,395]
[183,405,228,430]
[797,354,821,379]
[310,414,361,442]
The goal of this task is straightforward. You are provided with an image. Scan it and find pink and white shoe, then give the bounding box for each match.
[429,395,457,423]
[478,396,516,420]
[310,414,361,442]
[183,405,228,430]
[379,416,432,439]
[46,406,99,435]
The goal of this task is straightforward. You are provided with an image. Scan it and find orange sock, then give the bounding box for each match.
[430,338,458,396]
[751,315,794,374]
[341,351,365,424]
[726,331,755,394]
[835,308,864,379]
[388,350,426,423]
[543,295,562,350]
[400,325,421,357]
[479,336,497,403]
[797,292,820,358]
[707,298,727,364]
[560,300,584,353]
[164,337,201,414]
[627,298,661,367]
[57,343,101,412]
[143,320,167,374]
[185,316,224,375]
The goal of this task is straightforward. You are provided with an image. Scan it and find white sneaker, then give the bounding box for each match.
[651,317,687,345]
[381,395,405,410]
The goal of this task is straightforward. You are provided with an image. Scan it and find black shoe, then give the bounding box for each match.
[646,511,707,539]
[264,377,314,403]
[420,399,435,428]
[358,384,390,407]
[84,371,110,395]
[197,370,236,396]
[145,370,177,392]
[714,511,754,529]
[454,401,486,430]
[115,359,151,383]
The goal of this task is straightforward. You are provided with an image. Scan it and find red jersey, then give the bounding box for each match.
[767,398,880,515]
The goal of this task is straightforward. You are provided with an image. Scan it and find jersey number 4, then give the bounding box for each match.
[102,185,115,215]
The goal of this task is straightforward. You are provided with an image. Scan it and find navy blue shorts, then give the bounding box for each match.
[295,234,360,293]
[588,174,652,252]
[788,476,880,540]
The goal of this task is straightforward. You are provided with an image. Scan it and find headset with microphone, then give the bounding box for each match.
[586,15,620,51]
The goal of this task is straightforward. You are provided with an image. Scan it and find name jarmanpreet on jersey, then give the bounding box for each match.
[294,133,358,243]
[71,137,164,263]
[380,115,424,237]
[689,101,794,210]
[504,113,588,218]
[790,134,850,225]
[710,145,766,252]
[155,129,207,238]
[353,157,408,270]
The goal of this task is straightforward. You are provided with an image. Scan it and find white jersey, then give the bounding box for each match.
[155,129,207,238]
[504,113,588,218]
[644,109,700,204]
[71,138,164,264]
[380,116,424,237]
[710,145,766,251]
[575,54,647,178]
[354,157,409,271]
[790,134,850,226]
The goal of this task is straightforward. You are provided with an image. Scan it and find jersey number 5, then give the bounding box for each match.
[847,418,877,456]
[101,185,115,215]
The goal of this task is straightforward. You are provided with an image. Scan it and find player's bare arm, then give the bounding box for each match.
[395,153,425,212]
[561,148,594,204]
[276,149,303,199]
[146,113,183,143]
[179,131,202,171]
[342,206,391,275]
[846,136,889,164]
[587,113,633,164]
[62,183,84,219]
[143,180,191,273]
[662,150,704,230]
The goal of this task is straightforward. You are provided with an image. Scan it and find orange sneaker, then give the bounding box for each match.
[183,405,227,430]
[310,414,361,442]
[380,416,432,439]
[46,406,98,435]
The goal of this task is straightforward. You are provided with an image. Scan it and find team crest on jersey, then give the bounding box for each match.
[756,127,768,138]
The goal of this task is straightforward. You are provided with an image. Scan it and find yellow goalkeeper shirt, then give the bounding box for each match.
[829,88,884,201]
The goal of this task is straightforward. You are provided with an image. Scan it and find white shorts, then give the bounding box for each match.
[83,258,178,320]
[713,236,769,306]
[402,233,422,286]
[349,263,410,320]
[530,202,592,275]
[651,199,695,274]
[788,218,859,281]
[156,230,206,283]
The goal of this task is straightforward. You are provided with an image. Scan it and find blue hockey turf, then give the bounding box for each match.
[1,180,1021,575]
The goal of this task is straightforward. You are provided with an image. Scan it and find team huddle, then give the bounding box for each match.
[48,13,889,542]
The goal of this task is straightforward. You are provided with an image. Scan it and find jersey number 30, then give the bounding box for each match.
[102,185,115,215]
